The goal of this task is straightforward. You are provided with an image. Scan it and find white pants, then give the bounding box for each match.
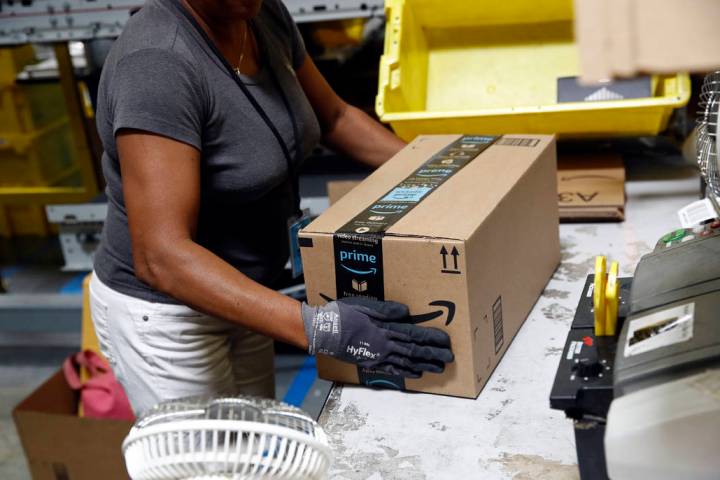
[89,273,275,414]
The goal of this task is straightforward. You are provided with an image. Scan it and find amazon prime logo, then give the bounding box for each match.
[334,233,384,300]
[339,249,377,276]
[368,203,408,215]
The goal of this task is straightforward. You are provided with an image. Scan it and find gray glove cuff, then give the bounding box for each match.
[301,302,342,357]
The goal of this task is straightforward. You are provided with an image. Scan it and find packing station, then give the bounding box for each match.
[0,1,718,479]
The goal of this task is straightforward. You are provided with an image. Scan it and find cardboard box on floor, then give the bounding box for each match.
[13,370,132,480]
[301,134,560,398]
[13,274,132,480]
[557,154,626,222]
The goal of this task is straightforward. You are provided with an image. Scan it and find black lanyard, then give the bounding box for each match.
[172,1,303,215]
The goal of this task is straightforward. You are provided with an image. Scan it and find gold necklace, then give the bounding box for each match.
[233,22,249,76]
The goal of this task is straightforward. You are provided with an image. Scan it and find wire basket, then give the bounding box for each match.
[697,71,720,199]
[122,396,332,480]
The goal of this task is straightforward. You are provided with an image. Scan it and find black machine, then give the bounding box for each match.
[550,222,720,480]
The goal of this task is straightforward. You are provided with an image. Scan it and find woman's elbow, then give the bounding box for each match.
[133,244,177,293]
[321,101,350,141]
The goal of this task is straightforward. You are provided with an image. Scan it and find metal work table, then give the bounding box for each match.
[318,157,701,479]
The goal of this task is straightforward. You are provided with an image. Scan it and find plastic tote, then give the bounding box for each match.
[376,0,691,140]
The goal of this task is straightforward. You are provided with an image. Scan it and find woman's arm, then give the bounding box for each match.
[117,130,308,348]
[296,55,406,168]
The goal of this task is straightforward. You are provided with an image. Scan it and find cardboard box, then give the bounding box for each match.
[558,154,626,222]
[574,0,720,82]
[327,180,362,206]
[300,134,560,398]
[13,370,132,480]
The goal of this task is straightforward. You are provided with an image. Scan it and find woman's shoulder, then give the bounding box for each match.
[109,0,196,69]
[99,3,203,110]
[258,0,296,37]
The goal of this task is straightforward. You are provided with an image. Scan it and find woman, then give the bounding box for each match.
[90,0,453,413]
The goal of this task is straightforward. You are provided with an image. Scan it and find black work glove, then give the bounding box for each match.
[301,297,454,379]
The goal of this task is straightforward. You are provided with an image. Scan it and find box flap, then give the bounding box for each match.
[304,134,555,241]
[14,369,77,415]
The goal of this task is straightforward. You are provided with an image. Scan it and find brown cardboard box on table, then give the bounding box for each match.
[300,134,560,398]
[13,370,132,480]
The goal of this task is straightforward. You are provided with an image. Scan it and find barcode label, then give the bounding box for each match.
[678,198,716,228]
[493,296,504,354]
[497,137,540,147]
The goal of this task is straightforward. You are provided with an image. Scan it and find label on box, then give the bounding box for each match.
[678,198,717,228]
[333,232,384,301]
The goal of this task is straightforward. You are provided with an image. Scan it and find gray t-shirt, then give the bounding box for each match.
[94,0,321,303]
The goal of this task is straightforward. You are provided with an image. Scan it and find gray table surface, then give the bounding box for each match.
[318,159,701,480]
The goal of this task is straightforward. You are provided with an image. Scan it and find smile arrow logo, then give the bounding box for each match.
[318,294,455,326]
[408,300,456,326]
[340,264,377,275]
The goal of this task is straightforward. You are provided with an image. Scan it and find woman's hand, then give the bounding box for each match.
[295,55,406,168]
[302,297,454,377]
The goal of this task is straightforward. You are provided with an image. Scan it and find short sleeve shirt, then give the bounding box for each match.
[94,0,321,303]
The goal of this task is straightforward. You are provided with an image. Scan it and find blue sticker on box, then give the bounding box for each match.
[381,187,432,203]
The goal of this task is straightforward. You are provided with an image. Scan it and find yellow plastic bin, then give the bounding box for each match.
[376,0,691,140]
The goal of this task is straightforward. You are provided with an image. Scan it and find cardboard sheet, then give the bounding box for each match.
[574,0,720,82]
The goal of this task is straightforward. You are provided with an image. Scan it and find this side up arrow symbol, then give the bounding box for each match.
[440,245,448,269]
[450,246,460,270]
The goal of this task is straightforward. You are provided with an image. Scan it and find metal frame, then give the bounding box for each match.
[0,0,141,45]
[283,0,384,23]
[46,203,107,271]
[0,0,384,45]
